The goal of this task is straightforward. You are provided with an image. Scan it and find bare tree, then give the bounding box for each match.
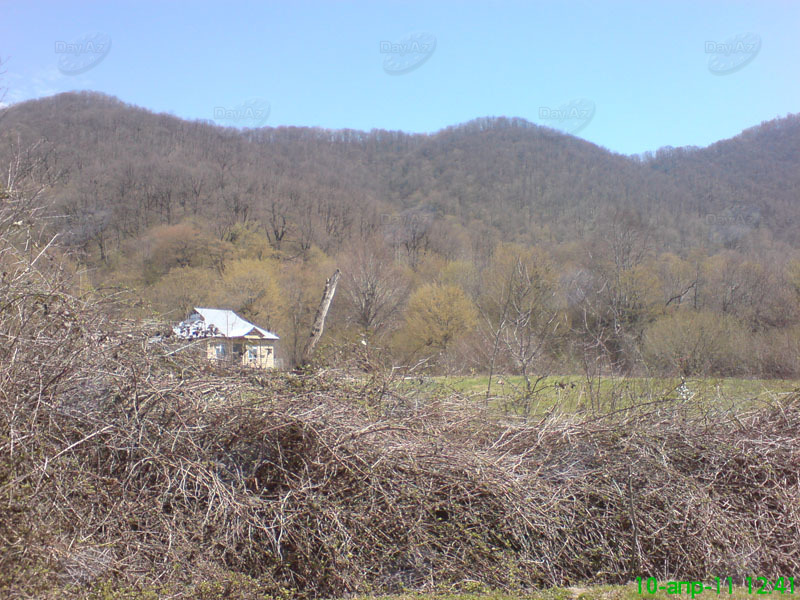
[340,238,408,336]
[479,245,562,416]
[385,209,433,271]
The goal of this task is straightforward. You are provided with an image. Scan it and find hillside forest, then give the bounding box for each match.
[3,91,800,377]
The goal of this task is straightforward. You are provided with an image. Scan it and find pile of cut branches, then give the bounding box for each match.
[2,316,799,598]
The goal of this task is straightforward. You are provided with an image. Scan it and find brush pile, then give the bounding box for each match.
[2,314,799,598]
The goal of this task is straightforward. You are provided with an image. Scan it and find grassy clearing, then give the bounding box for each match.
[419,374,800,415]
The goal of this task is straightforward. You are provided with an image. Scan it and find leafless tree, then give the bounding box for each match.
[340,238,409,336]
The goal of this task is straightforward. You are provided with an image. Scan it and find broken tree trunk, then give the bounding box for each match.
[300,269,340,366]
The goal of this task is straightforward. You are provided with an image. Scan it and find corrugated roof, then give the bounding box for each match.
[173,307,279,340]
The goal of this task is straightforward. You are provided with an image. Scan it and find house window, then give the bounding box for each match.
[246,346,259,362]
[214,343,227,359]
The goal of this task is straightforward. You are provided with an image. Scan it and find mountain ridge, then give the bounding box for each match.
[1,90,798,250]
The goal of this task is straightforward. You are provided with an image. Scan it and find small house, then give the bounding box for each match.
[173,307,279,369]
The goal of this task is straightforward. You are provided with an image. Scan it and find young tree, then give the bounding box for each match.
[142,222,231,284]
[215,257,285,331]
[148,266,216,319]
[339,237,409,336]
[479,244,563,411]
[643,310,747,376]
[398,283,477,366]
[572,212,661,374]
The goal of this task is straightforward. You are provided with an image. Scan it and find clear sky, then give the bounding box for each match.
[1,0,798,155]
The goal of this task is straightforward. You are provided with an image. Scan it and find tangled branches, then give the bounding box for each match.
[2,328,799,598]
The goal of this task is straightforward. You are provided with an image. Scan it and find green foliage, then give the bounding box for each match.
[142,222,231,283]
[215,257,285,329]
[225,221,275,261]
[148,265,216,316]
[399,283,478,355]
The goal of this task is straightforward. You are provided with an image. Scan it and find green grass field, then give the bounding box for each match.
[398,374,800,417]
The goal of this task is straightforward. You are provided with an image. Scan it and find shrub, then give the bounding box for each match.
[643,310,750,376]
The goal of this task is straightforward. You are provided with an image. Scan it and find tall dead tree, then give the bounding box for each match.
[301,269,340,365]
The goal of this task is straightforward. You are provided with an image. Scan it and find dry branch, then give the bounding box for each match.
[301,268,340,365]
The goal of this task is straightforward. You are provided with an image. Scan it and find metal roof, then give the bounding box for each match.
[173,307,279,340]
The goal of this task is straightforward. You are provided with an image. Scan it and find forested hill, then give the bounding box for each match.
[647,114,800,245]
[3,91,800,376]
[3,91,798,254]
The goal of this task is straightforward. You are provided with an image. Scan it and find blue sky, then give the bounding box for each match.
[2,0,798,155]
